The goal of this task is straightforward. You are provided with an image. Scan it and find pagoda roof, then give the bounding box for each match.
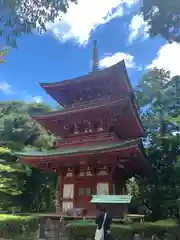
[15,139,139,158]
[32,97,143,139]
[15,139,149,177]
[32,97,129,119]
[40,60,130,88]
[40,60,132,106]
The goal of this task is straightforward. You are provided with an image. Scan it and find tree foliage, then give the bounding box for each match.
[0,101,56,150]
[141,0,180,43]
[0,48,9,63]
[0,0,77,47]
[0,146,24,210]
[0,101,58,212]
[134,69,180,220]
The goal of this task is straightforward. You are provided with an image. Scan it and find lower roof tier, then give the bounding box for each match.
[15,139,149,177]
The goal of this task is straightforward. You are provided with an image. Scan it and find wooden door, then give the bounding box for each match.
[62,184,74,212]
[75,182,92,210]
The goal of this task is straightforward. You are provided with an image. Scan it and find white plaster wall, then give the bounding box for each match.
[97,183,109,195]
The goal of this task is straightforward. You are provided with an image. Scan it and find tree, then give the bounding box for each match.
[135,69,180,219]
[0,146,25,210]
[0,48,9,63]
[0,0,77,47]
[0,101,56,150]
[141,0,180,43]
[0,100,58,212]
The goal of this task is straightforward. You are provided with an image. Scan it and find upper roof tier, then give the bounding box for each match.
[40,60,132,108]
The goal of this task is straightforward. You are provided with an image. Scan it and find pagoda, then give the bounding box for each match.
[15,41,148,217]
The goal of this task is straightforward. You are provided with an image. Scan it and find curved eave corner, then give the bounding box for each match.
[30,110,63,121]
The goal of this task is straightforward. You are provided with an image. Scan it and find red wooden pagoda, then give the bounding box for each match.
[15,41,148,217]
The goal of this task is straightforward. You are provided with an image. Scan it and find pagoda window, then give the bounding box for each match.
[86,166,93,176]
[79,188,84,196]
[88,95,93,99]
[70,125,75,135]
[79,89,86,101]
[64,125,68,130]
[84,87,92,100]
[97,120,104,132]
[97,183,109,195]
[108,125,115,133]
[97,170,107,175]
[108,92,113,100]
[83,120,91,133]
[74,124,79,135]
[78,187,91,196]
[85,188,91,195]
[88,121,93,132]
[71,124,80,135]
[79,171,85,176]
[94,121,99,131]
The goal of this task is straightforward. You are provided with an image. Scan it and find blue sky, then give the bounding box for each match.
[0,0,179,106]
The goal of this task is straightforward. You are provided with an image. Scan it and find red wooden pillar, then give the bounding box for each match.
[109,180,113,195]
[72,167,76,208]
[59,169,64,212]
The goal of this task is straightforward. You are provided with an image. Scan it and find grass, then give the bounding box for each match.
[0,214,35,222]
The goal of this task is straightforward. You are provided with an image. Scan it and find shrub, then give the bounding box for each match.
[0,214,38,239]
[66,219,179,240]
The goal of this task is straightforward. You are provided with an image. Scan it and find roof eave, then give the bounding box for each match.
[31,97,129,120]
[40,60,126,88]
[14,139,141,158]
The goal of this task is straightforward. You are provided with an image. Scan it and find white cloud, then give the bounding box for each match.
[47,0,138,45]
[99,52,137,69]
[147,43,180,77]
[32,96,43,103]
[24,93,43,103]
[128,14,149,43]
[0,82,14,94]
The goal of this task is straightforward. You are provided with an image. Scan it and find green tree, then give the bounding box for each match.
[0,48,9,63]
[135,69,180,219]
[0,146,25,210]
[0,101,56,150]
[0,0,77,47]
[0,100,58,212]
[141,0,180,43]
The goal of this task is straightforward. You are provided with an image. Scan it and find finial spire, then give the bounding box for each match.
[92,40,99,72]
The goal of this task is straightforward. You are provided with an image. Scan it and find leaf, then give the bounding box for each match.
[141,0,180,43]
[0,0,78,47]
[134,68,180,219]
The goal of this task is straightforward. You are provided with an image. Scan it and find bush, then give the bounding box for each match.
[66,219,179,240]
[0,214,38,239]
